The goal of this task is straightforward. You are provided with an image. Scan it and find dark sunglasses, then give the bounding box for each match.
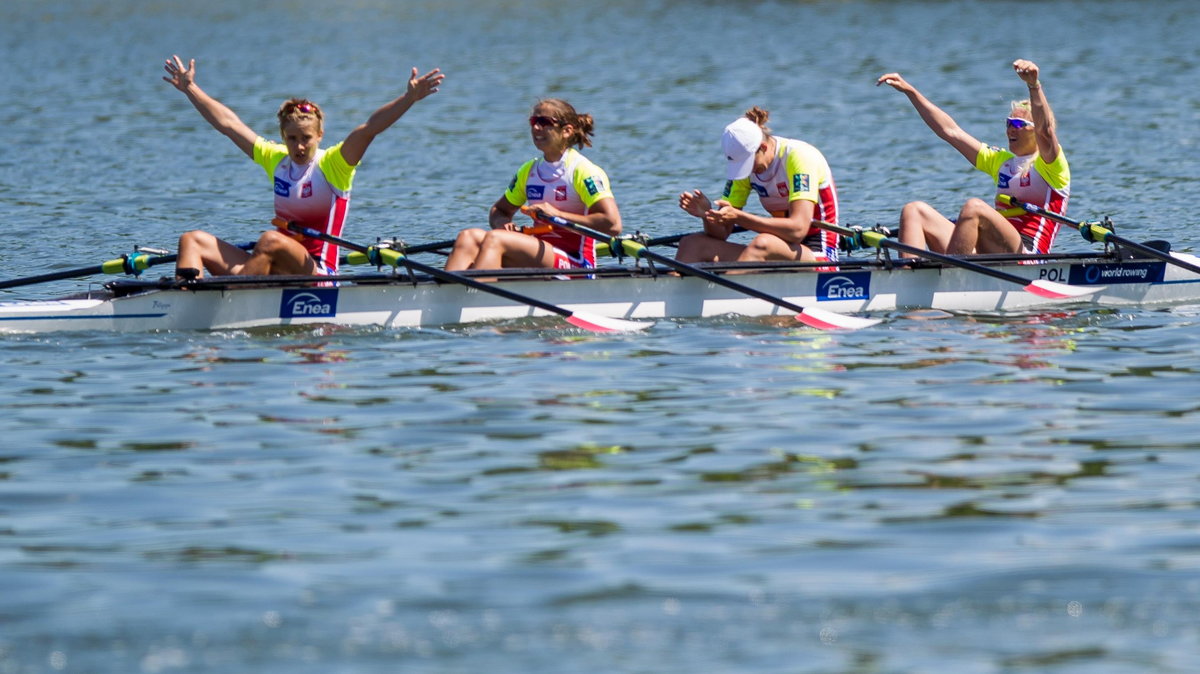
[1006,117,1035,130]
[529,115,562,128]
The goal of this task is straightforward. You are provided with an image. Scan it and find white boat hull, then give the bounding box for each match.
[1,253,1197,333]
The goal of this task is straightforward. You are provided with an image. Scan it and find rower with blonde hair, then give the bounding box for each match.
[877,59,1069,256]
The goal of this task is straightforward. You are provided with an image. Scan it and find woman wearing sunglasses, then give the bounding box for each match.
[162,55,444,279]
[876,59,1068,255]
[445,99,620,272]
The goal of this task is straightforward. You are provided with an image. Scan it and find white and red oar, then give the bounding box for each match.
[810,220,1103,300]
[278,220,653,334]
[521,208,882,331]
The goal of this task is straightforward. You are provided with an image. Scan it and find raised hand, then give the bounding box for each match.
[875,72,913,94]
[1012,59,1040,88]
[162,55,196,92]
[407,67,445,102]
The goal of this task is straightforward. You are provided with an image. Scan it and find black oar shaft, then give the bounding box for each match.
[812,220,1035,286]
[997,196,1200,276]
[289,224,574,318]
[528,212,809,313]
[0,253,178,290]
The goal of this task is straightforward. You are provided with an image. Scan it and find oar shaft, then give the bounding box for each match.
[811,220,1037,286]
[287,224,573,318]
[0,252,178,290]
[527,211,809,314]
[996,196,1200,275]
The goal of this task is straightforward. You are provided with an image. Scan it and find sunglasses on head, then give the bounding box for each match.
[1006,117,1035,130]
[529,115,562,128]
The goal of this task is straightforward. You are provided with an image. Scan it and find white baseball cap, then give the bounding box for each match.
[721,117,764,180]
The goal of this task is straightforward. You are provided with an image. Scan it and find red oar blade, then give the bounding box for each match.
[566,312,654,333]
[1024,279,1104,299]
[795,307,882,330]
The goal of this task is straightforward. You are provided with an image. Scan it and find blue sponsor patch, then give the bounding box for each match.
[274,177,291,197]
[526,185,545,200]
[583,176,603,196]
[792,173,810,192]
[280,288,338,318]
[997,172,1011,189]
[751,183,768,198]
[1068,261,1166,286]
[817,271,870,301]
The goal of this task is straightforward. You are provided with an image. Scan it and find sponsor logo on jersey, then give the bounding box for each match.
[584,176,604,196]
[280,289,338,318]
[527,185,545,200]
[554,185,568,201]
[274,177,291,197]
[793,173,810,192]
[776,182,788,197]
[751,183,768,198]
[301,182,313,198]
[998,172,1012,189]
[817,271,870,301]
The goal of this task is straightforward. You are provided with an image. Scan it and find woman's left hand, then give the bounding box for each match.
[407,67,445,101]
[1012,59,1040,87]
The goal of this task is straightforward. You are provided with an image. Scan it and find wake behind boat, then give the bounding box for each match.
[1,245,1197,333]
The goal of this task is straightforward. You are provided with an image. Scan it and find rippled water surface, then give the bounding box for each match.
[3,0,1200,672]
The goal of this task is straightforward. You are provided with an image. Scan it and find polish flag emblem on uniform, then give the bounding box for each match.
[554,185,568,201]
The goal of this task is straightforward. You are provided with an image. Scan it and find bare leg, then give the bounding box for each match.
[947,198,1024,255]
[176,230,252,279]
[240,230,316,276]
[897,201,956,257]
[445,229,487,271]
[470,230,559,270]
[675,233,748,263]
[738,233,815,262]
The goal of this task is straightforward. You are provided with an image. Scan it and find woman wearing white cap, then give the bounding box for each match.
[876,59,1068,256]
[676,106,840,264]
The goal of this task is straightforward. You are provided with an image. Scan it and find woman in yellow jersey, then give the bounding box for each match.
[877,59,1069,256]
[676,106,840,264]
[444,99,621,272]
[161,55,444,279]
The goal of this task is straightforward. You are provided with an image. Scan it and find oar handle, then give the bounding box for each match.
[283,221,581,319]
[994,194,1113,243]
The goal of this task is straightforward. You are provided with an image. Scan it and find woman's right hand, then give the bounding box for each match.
[162,55,196,92]
[875,72,912,94]
[679,189,712,218]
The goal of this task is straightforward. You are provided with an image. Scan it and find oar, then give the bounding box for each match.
[280,222,652,333]
[809,220,1100,300]
[521,208,880,330]
[594,226,749,257]
[996,194,1200,276]
[0,248,178,290]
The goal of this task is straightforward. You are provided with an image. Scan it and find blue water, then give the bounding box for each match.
[3,0,1200,671]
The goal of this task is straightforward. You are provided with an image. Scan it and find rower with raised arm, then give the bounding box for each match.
[877,59,1069,256]
[444,99,620,273]
[161,55,444,279]
[675,106,840,264]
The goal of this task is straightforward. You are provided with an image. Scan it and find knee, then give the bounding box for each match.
[958,198,993,220]
[456,228,486,246]
[178,229,211,248]
[899,201,933,224]
[254,229,293,254]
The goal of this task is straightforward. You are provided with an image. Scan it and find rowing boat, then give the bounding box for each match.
[1,246,1197,333]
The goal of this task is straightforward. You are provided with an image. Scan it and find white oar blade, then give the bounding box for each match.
[1024,279,1104,300]
[566,312,654,333]
[795,307,881,330]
